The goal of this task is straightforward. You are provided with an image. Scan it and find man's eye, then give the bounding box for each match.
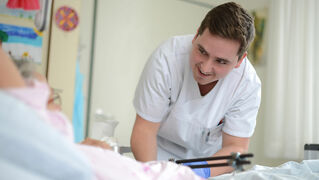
[217,59,227,64]
[199,48,207,55]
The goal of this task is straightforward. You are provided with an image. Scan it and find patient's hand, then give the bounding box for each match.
[81,138,112,150]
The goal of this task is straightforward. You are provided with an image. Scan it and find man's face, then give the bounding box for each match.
[190,29,244,85]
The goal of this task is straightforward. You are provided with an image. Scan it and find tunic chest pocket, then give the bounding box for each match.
[202,123,223,145]
[193,123,224,156]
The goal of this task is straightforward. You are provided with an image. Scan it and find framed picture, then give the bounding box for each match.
[248,8,268,66]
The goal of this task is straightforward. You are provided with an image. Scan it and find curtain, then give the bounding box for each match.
[264,0,319,159]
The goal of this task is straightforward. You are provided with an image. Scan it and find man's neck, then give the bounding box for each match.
[198,81,218,96]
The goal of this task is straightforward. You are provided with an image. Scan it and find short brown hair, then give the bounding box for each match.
[197,2,255,59]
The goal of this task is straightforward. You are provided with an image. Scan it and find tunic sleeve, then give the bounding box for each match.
[133,46,172,123]
[223,70,261,138]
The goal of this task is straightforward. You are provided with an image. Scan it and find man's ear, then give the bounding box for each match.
[235,52,247,68]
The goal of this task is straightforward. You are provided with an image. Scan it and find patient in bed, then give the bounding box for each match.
[0,48,203,180]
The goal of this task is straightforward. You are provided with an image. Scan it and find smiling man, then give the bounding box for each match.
[131,2,261,178]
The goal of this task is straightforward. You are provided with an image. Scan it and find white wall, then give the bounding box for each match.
[249,66,288,167]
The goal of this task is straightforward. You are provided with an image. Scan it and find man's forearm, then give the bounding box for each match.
[209,145,248,177]
[131,134,157,162]
[206,131,250,177]
[131,114,161,162]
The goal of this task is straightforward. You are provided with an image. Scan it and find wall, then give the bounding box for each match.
[249,66,288,167]
[47,0,81,120]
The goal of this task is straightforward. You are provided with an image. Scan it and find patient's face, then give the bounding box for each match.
[33,72,61,111]
[47,88,62,111]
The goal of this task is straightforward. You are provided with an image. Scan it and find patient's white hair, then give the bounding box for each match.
[12,59,35,80]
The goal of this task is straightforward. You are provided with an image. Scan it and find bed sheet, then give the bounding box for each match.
[210,160,319,180]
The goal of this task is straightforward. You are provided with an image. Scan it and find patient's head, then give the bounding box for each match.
[12,59,35,81]
[12,59,61,111]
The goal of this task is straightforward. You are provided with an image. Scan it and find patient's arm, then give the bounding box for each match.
[81,138,112,150]
[0,48,25,88]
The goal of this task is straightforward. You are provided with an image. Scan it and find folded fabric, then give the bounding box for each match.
[0,91,94,180]
[211,160,319,180]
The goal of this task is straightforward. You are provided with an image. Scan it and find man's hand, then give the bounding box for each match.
[183,161,211,178]
[81,138,112,150]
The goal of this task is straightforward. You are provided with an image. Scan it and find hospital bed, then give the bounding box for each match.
[210,159,319,180]
[1,90,319,180]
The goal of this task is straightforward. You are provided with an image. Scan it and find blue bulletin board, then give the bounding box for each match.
[0,23,43,63]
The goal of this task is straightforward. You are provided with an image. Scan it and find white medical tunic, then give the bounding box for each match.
[133,35,261,160]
